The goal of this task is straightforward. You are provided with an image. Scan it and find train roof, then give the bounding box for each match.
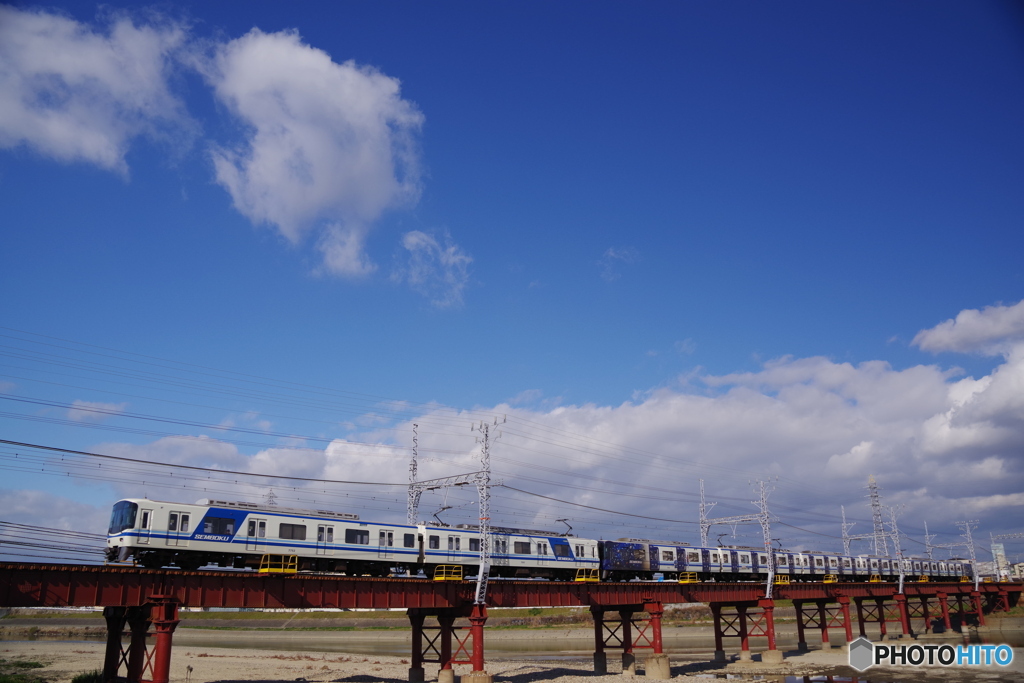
[195,498,360,521]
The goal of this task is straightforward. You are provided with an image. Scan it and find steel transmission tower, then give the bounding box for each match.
[866,476,889,557]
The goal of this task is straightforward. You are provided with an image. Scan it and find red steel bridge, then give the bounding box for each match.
[1,563,1019,683]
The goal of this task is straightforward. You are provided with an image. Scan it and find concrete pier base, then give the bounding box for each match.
[593,652,607,675]
[644,654,671,680]
[761,650,785,664]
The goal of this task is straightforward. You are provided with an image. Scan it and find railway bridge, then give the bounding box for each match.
[1,563,1019,683]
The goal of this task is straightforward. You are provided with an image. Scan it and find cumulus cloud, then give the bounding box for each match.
[204,28,423,277]
[56,301,1024,552]
[392,230,472,307]
[0,6,194,174]
[598,246,639,282]
[67,399,127,423]
[913,299,1024,356]
[0,489,108,534]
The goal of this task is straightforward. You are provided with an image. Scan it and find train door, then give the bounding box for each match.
[728,550,739,576]
[536,539,549,566]
[701,548,711,575]
[492,535,509,567]
[246,518,266,551]
[137,507,153,544]
[317,525,335,555]
[379,530,395,559]
[446,535,461,562]
[166,511,190,547]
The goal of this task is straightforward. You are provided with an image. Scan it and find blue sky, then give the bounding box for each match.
[2,1,1024,564]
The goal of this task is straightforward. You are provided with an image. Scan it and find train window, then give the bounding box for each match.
[759,555,768,564]
[108,501,139,534]
[140,511,150,529]
[740,554,750,564]
[711,553,719,563]
[346,529,370,545]
[662,551,674,562]
[428,535,440,549]
[881,560,889,570]
[843,559,851,568]
[494,539,507,553]
[469,538,480,552]
[404,533,415,548]
[829,558,838,568]
[203,517,235,535]
[381,531,394,547]
[448,537,460,550]
[514,541,531,554]
[687,552,700,563]
[538,543,548,555]
[326,527,334,542]
[280,523,306,540]
[777,555,788,566]
[168,513,178,531]
[554,544,570,558]
[815,558,824,567]
[318,526,325,542]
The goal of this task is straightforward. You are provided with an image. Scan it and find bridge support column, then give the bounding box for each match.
[619,610,635,675]
[937,592,952,633]
[854,598,867,638]
[837,596,853,644]
[918,595,932,634]
[875,598,888,639]
[711,603,726,662]
[794,600,808,651]
[971,591,986,627]
[461,605,492,683]
[758,598,782,664]
[894,594,911,638]
[408,612,426,682]
[148,596,180,683]
[816,600,831,650]
[126,606,150,683]
[101,607,127,683]
[642,602,670,680]
[591,606,608,674]
[437,614,455,683]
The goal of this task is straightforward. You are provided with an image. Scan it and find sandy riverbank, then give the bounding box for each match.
[3,638,1023,683]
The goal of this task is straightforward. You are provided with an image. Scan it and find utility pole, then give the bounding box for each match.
[407,424,421,525]
[867,476,889,557]
[924,521,937,560]
[956,520,980,591]
[699,479,716,548]
[470,417,503,605]
[753,480,776,599]
[886,506,906,594]
[840,505,872,555]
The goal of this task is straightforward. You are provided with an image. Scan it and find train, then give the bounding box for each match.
[105,497,975,582]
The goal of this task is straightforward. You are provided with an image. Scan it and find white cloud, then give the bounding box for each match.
[204,28,423,277]
[67,399,127,423]
[0,6,194,175]
[913,299,1024,356]
[68,302,1024,550]
[392,230,472,307]
[674,339,696,355]
[0,489,108,534]
[598,246,639,282]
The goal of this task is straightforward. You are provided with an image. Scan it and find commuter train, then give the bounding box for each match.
[105,497,974,581]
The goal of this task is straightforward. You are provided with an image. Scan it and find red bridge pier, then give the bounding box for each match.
[710,598,783,665]
[590,602,671,678]
[407,605,492,683]
[101,595,180,683]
